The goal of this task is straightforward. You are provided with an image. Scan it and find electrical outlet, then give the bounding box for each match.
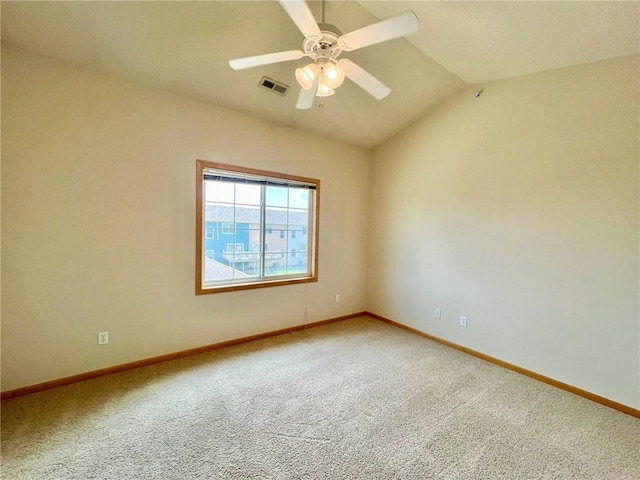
[98,331,109,345]
[459,316,467,328]
[434,308,441,319]
[335,294,340,303]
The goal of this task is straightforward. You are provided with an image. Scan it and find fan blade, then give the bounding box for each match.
[279,0,321,39]
[296,77,318,109]
[339,59,391,100]
[229,50,304,70]
[338,11,419,52]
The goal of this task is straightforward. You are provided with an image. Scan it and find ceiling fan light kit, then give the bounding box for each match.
[229,0,419,109]
[295,63,318,90]
[295,61,345,96]
[324,64,345,87]
[316,75,334,97]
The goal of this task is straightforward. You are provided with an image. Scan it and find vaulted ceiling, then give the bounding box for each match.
[2,1,638,149]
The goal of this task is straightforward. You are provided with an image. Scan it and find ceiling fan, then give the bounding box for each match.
[229,0,419,109]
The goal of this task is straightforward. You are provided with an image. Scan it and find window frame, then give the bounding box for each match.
[196,160,320,295]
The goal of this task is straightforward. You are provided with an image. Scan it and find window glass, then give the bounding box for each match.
[197,161,319,294]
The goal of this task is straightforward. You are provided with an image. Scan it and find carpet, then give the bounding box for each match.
[2,316,639,479]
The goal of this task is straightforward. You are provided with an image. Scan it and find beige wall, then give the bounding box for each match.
[1,45,370,391]
[3,44,639,411]
[369,55,640,409]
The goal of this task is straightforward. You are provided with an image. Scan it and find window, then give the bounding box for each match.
[205,228,214,239]
[205,250,215,258]
[226,243,244,253]
[221,222,235,235]
[196,160,319,294]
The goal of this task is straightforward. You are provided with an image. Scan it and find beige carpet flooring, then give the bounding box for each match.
[2,316,639,479]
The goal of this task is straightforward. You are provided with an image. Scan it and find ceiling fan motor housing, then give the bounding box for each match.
[302,24,343,64]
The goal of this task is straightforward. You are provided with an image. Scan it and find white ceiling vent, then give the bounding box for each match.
[258,77,289,96]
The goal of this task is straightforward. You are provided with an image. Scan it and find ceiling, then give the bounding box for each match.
[2,1,638,149]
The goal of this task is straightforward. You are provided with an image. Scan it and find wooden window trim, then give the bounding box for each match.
[195,160,320,295]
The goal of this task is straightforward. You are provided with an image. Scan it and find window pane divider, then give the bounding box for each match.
[260,184,266,279]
